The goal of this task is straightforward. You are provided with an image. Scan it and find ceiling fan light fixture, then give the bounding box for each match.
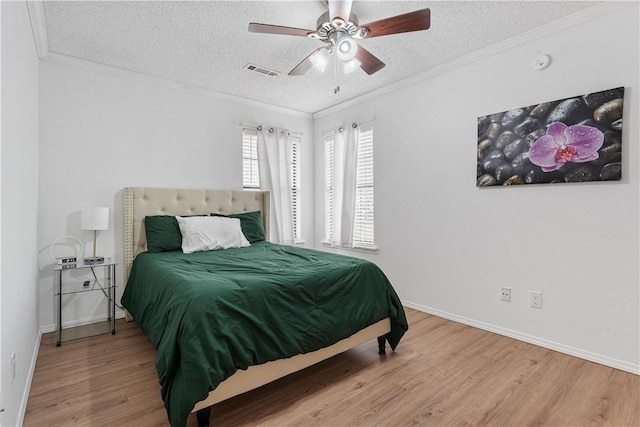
[335,35,358,61]
[343,58,361,74]
[311,48,331,72]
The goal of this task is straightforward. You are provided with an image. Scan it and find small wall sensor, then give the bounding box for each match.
[531,54,551,71]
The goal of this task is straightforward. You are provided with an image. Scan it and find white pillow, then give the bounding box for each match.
[176,216,250,254]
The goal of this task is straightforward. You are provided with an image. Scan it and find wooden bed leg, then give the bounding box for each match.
[196,407,211,427]
[377,336,386,355]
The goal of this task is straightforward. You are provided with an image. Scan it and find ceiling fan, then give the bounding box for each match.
[248,0,431,76]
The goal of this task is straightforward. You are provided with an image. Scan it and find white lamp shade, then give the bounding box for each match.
[336,37,357,61]
[81,207,109,231]
[310,48,331,73]
[343,58,361,74]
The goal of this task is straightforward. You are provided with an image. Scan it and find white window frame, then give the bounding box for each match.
[242,128,303,243]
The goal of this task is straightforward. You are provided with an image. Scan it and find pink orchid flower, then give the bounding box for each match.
[528,122,604,172]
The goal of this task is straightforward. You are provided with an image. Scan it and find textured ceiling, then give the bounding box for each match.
[42,1,602,114]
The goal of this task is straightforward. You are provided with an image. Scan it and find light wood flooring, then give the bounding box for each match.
[25,308,640,426]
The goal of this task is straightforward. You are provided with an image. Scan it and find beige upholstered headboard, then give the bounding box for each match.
[123,187,270,281]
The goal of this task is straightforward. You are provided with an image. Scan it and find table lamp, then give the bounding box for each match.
[81,207,109,265]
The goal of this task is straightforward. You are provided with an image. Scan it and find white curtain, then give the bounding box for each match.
[257,126,295,245]
[330,123,358,248]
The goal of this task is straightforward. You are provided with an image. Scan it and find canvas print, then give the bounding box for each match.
[477,87,624,187]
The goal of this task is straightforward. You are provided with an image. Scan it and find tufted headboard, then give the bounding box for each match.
[123,187,270,281]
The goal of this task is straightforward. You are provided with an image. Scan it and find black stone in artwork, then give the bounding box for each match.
[476,87,624,187]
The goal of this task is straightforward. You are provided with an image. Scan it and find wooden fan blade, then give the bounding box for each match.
[288,48,324,76]
[248,23,313,37]
[355,45,385,75]
[361,8,431,38]
[329,0,353,22]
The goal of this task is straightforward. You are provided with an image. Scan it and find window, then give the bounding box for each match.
[242,129,302,241]
[242,129,260,190]
[353,124,374,247]
[324,123,375,249]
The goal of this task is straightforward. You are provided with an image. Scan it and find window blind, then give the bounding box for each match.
[324,133,335,242]
[290,135,301,241]
[353,124,374,248]
[242,129,260,190]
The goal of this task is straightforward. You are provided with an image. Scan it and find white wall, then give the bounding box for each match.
[314,4,639,373]
[1,2,41,425]
[38,60,314,331]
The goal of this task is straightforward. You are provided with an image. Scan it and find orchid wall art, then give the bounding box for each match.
[477,87,624,187]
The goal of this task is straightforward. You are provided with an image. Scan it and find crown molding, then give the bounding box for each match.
[26,1,49,58]
[313,1,637,118]
[40,52,313,119]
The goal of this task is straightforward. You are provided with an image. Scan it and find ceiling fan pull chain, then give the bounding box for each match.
[334,56,341,94]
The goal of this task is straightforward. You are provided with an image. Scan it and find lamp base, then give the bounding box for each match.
[84,256,105,265]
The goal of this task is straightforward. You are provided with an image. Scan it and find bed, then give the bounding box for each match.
[121,187,408,427]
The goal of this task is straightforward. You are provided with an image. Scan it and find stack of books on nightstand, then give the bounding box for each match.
[56,256,77,269]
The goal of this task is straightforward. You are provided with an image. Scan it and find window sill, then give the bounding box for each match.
[321,241,378,254]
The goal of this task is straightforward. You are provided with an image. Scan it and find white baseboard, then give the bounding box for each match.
[403,300,640,376]
[17,328,43,426]
[41,309,126,334]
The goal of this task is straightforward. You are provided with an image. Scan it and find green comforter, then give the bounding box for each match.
[121,242,408,427]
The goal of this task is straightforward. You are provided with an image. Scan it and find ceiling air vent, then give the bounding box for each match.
[244,63,280,77]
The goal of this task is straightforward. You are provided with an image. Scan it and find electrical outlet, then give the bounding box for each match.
[530,291,542,308]
[500,287,511,302]
[10,351,16,383]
